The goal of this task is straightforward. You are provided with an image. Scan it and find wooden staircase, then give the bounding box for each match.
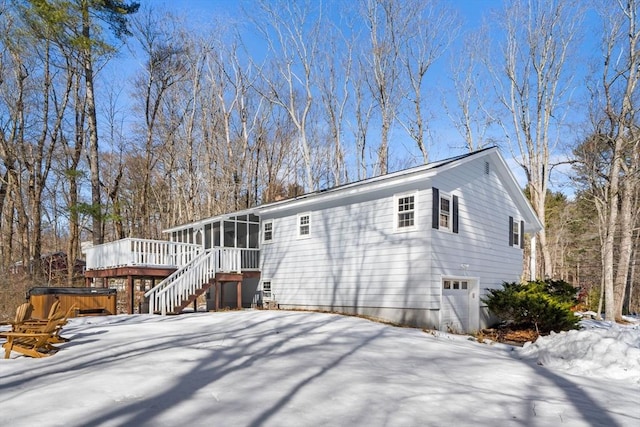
[145,248,243,315]
[163,278,214,315]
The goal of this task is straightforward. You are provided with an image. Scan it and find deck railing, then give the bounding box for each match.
[83,238,202,270]
[84,238,260,315]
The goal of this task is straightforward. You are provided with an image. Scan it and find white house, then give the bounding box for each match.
[83,147,542,333]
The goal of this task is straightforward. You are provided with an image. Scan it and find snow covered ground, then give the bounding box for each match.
[1,310,638,427]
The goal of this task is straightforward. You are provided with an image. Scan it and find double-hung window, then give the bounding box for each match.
[439,196,451,230]
[262,281,272,301]
[509,216,524,248]
[432,187,459,233]
[263,220,273,243]
[298,213,311,238]
[395,193,417,230]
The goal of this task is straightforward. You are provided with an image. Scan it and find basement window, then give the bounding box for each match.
[262,281,272,300]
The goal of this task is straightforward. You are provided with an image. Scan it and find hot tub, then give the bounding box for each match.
[27,287,117,318]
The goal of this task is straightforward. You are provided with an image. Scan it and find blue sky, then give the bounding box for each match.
[105,0,592,194]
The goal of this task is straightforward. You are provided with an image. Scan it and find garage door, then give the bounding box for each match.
[441,279,470,333]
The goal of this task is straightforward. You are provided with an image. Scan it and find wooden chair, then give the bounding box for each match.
[16,303,76,344]
[20,300,61,326]
[6,300,58,331]
[1,318,60,359]
[6,302,34,328]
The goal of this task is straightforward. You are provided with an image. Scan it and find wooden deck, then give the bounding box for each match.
[83,239,261,315]
[84,266,176,315]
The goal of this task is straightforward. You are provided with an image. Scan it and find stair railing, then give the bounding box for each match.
[145,249,218,315]
[145,247,247,315]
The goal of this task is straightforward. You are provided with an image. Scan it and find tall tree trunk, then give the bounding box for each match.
[82,2,103,245]
[614,168,637,318]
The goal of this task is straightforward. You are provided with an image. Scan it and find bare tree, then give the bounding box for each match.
[130,7,189,236]
[447,30,495,151]
[252,0,321,191]
[396,0,460,163]
[487,0,582,278]
[589,0,640,321]
[316,21,352,186]
[360,0,405,175]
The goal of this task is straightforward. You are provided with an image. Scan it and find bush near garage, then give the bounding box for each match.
[483,279,580,335]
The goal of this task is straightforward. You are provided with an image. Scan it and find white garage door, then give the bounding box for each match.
[441,278,470,333]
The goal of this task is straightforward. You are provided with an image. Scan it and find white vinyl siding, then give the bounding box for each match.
[260,152,529,332]
[261,187,437,311]
[428,158,523,326]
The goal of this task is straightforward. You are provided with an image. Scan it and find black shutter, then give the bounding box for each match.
[452,195,459,234]
[432,187,440,229]
[508,216,514,246]
[520,220,525,249]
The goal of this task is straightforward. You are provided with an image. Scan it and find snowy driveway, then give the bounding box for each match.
[1,311,638,426]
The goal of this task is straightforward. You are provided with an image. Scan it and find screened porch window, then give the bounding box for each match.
[174,214,260,249]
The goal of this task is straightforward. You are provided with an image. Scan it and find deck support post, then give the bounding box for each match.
[214,281,221,311]
[236,280,242,309]
[127,275,134,314]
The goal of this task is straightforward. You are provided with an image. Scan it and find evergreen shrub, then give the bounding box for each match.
[483,279,580,334]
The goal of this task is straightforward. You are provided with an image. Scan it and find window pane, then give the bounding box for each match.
[249,223,260,247]
[264,222,273,241]
[439,213,449,228]
[397,195,415,228]
[443,280,451,289]
[213,222,221,247]
[461,281,468,290]
[439,196,451,229]
[204,224,212,249]
[453,281,460,290]
[440,198,450,213]
[237,222,248,248]
[224,221,235,247]
[299,215,310,236]
[263,281,272,299]
[399,212,414,227]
